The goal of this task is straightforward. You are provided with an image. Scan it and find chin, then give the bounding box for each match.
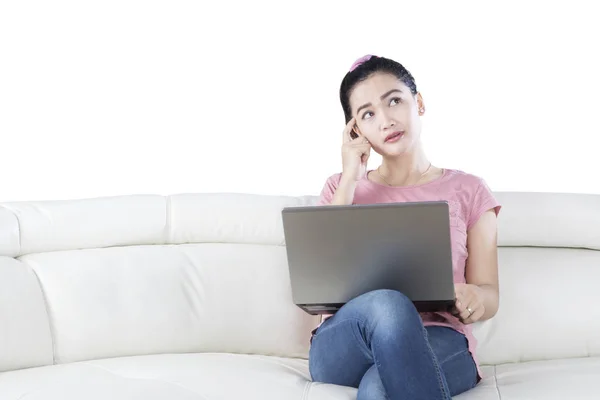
[378,142,412,157]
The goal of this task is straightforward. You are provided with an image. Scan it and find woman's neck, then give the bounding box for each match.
[377,147,433,186]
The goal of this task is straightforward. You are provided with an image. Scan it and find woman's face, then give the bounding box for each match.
[349,72,424,157]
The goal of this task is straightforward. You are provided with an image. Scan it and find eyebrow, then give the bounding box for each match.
[355,89,403,115]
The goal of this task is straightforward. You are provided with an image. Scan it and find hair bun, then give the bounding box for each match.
[349,54,376,72]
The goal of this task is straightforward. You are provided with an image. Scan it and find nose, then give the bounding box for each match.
[379,109,396,130]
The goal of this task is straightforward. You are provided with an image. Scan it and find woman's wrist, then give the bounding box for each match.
[339,174,358,188]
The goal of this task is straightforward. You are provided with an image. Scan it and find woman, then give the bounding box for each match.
[309,55,501,400]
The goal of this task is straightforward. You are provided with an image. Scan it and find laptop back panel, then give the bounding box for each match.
[282,202,455,314]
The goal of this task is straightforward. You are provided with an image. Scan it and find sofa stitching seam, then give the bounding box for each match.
[15,207,22,256]
[252,356,310,377]
[27,261,57,365]
[165,196,172,244]
[79,362,212,399]
[1,205,22,256]
[302,381,311,400]
[494,365,502,400]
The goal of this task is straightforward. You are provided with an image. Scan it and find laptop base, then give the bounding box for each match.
[298,299,456,315]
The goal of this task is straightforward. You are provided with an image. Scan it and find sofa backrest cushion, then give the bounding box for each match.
[473,192,600,365]
[0,256,54,372]
[0,194,318,368]
[1,191,599,370]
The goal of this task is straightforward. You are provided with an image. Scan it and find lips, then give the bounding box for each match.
[384,131,404,142]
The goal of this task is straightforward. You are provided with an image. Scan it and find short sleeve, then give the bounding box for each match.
[317,174,342,206]
[467,178,501,230]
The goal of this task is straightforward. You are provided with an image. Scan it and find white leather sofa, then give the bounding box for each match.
[0,191,598,399]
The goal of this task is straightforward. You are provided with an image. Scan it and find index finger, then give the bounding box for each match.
[342,117,358,143]
[454,293,466,311]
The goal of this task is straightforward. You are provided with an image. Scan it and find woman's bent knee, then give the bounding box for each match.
[352,289,417,318]
[341,289,423,340]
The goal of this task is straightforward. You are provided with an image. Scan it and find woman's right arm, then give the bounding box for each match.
[326,117,371,206]
[330,177,358,205]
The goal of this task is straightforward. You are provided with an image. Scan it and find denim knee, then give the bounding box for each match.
[354,289,421,328]
[357,365,386,400]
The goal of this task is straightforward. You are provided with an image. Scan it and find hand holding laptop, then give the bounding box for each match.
[452,283,485,324]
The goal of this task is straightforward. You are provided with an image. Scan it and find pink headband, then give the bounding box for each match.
[349,54,376,72]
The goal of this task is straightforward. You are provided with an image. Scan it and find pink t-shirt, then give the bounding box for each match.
[314,168,501,379]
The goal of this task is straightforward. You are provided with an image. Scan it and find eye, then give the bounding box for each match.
[361,111,374,120]
[390,97,402,106]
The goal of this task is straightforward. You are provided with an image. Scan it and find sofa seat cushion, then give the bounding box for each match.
[493,357,600,399]
[456,357,600,399]
[2,354,599,399]
[453,366,498,399]
[0,353,356,400]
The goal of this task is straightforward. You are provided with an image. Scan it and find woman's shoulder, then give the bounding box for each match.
[323,172,344,184]
[318,172,344,191]
[442,168,492,190]
[442,168,501,227]
[316,172,344,205]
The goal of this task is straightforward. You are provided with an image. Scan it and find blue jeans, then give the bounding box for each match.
[309,289,478,400]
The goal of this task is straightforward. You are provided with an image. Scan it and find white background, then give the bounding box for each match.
[1,0,598,202]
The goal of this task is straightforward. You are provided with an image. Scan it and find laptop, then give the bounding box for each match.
[281,201,456,315]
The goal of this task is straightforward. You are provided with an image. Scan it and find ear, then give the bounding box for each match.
[416,92,426,116]
[350,124,359,139]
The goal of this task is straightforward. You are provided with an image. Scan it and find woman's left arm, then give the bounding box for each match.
[454,209,500,324]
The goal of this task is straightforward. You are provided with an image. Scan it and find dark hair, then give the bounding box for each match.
[340,56,418,123]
